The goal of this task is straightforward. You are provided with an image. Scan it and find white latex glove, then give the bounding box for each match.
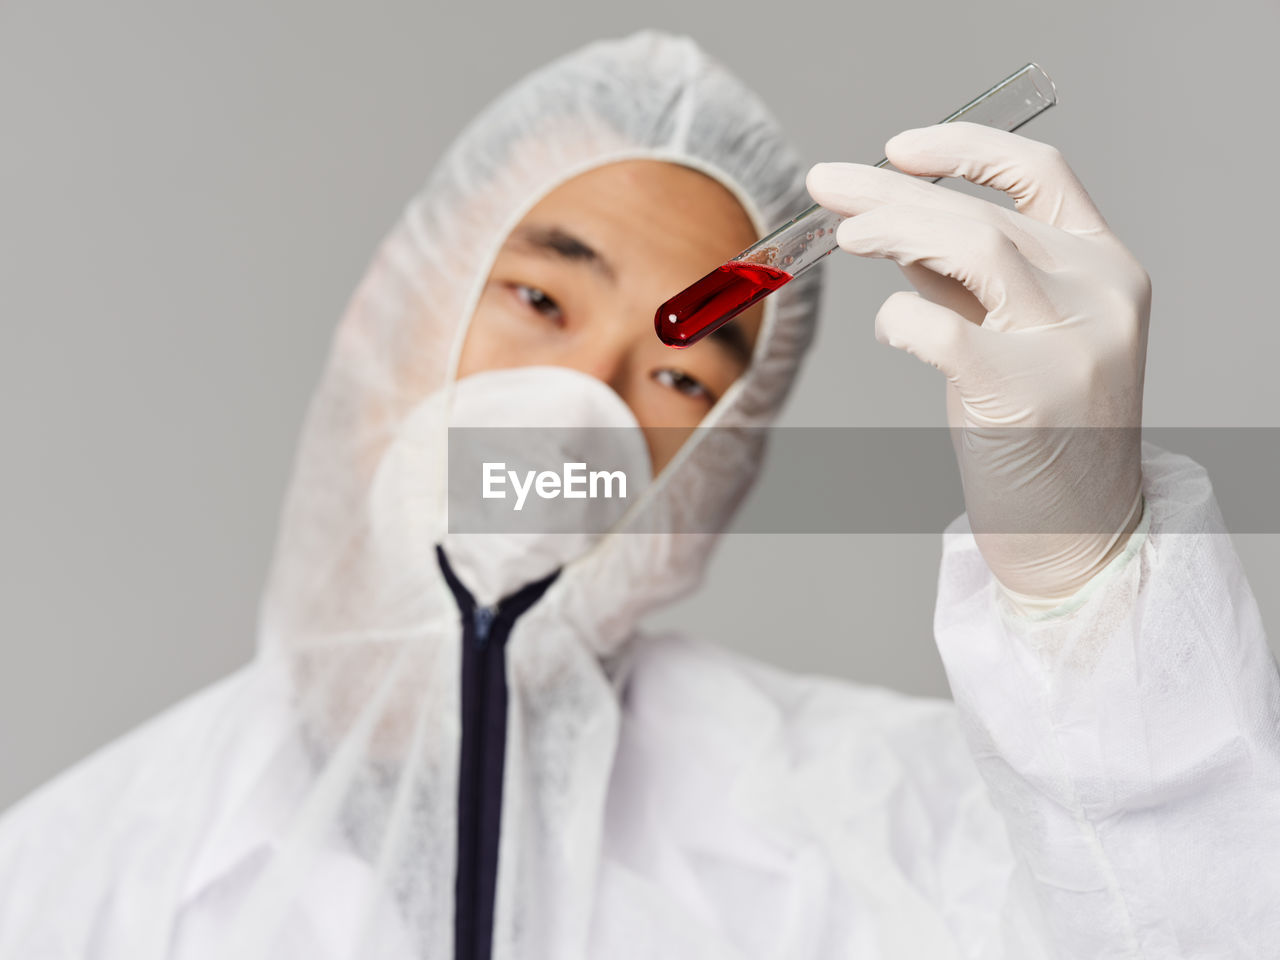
[807,122,1150,603]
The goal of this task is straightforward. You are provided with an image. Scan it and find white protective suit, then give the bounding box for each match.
[2,30,1279,960]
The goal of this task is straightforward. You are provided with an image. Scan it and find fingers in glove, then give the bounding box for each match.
[807,161,1058,273]
[898,262,987,327]
[873,290,983,381]
[835,204,1055,331]
[884,122,1111,236]
[808,160,987,223]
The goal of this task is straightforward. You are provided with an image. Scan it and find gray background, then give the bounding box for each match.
[2,0,1277,809]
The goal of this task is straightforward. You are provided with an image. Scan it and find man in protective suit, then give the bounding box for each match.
[1,31,1277,960]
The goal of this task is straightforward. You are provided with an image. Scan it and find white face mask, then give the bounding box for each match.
[369,365,654,607]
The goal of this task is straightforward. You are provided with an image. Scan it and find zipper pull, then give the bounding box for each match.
[472,604,496,647]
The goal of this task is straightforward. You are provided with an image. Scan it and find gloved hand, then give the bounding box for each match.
[806,122,1149,603]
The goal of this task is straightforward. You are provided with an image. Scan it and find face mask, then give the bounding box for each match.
[369,365,654,607]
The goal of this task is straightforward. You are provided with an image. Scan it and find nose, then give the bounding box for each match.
[554,325,634,396]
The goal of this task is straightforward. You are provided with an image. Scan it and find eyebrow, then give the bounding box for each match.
[508,224,617,283]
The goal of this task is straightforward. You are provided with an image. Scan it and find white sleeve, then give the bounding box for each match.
[932,443,1280,958]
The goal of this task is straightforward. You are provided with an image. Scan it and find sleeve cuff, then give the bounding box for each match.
[995,493,1151,622]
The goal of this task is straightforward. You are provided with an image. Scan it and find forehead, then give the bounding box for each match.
[516,159,760,271]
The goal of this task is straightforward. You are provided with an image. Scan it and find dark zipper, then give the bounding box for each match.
[437,545,559,960]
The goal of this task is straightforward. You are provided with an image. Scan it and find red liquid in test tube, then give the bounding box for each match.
[655,262,793,348]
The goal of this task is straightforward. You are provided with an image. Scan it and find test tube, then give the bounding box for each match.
[656,63,1059,348]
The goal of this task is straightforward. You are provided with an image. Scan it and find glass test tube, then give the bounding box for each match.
[656,63,1059,348]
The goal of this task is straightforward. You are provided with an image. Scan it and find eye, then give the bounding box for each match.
[652,368,713,401]
[510,284,563,323]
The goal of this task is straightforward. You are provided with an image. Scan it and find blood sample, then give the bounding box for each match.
[655,262,792,348]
